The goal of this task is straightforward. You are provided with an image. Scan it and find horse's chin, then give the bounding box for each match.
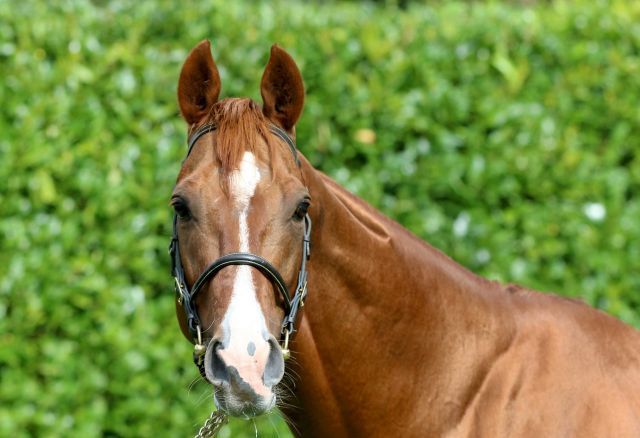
[214,388,276,418]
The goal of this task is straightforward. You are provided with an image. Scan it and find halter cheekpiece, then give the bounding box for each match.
[169,122,311,379]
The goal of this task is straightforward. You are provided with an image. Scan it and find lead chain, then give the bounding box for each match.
[195,410,228,438]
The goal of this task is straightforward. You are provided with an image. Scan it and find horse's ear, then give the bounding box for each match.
[177,40,221,125]
[260,45,304,131]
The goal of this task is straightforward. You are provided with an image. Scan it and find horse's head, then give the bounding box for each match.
[171,41,308,417]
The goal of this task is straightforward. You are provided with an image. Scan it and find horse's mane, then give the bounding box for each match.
[192,98,276,182]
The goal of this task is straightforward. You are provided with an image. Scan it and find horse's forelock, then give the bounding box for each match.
[195,98,274,189]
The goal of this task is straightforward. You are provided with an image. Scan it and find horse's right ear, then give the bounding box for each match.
[177,40,221,125]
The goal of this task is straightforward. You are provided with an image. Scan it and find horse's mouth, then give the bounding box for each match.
[213,387,276,418]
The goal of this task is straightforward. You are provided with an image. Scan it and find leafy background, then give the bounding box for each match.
[1,0,639,436]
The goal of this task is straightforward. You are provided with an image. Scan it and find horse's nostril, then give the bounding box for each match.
[263,336,285,387]
[207,340,229,384]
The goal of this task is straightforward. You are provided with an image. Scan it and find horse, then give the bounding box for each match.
[169,40,640,437]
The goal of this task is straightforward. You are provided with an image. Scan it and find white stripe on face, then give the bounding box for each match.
[218,152,271,394]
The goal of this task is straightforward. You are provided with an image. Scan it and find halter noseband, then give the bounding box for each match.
[168,122,311,379]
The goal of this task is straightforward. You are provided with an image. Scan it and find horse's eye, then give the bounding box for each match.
[293,200,310,221]
[172,199,191,220]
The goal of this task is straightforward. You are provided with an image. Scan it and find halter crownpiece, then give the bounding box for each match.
[169,122,311,379]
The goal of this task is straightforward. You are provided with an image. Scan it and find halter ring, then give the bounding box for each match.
[193,325,206,363]
[281,329,291,360]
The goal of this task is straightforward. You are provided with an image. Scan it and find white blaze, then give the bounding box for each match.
[219,152,270,392]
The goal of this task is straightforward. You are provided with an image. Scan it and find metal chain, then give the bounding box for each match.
[195,410,228,438]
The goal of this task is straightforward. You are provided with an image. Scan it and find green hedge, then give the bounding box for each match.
[1,0,639,436]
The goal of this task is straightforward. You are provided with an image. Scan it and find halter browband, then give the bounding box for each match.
[186,121,299,165]
[169,121,311,379]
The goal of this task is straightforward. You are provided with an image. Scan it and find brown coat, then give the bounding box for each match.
[283,160,640,437]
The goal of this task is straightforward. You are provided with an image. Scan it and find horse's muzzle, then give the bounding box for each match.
[204,336,284,417]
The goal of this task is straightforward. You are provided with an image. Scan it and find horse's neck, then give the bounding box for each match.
[285,160,515,436]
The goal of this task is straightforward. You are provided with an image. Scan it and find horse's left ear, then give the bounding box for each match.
[260,45,305,131]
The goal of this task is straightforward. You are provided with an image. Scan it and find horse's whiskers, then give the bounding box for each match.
[187,376,203,394]
[268,414,281,438]
[276,408,301,436]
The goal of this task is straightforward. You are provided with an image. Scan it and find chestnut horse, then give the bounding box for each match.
[170,40,640,437]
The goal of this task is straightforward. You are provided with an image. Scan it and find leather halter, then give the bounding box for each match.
[168,122,311,378]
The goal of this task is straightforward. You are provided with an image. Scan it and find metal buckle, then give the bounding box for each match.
[193,325,206,364]
[299,281,308,308]
[281,329,291,360]
[174,277,185,304]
